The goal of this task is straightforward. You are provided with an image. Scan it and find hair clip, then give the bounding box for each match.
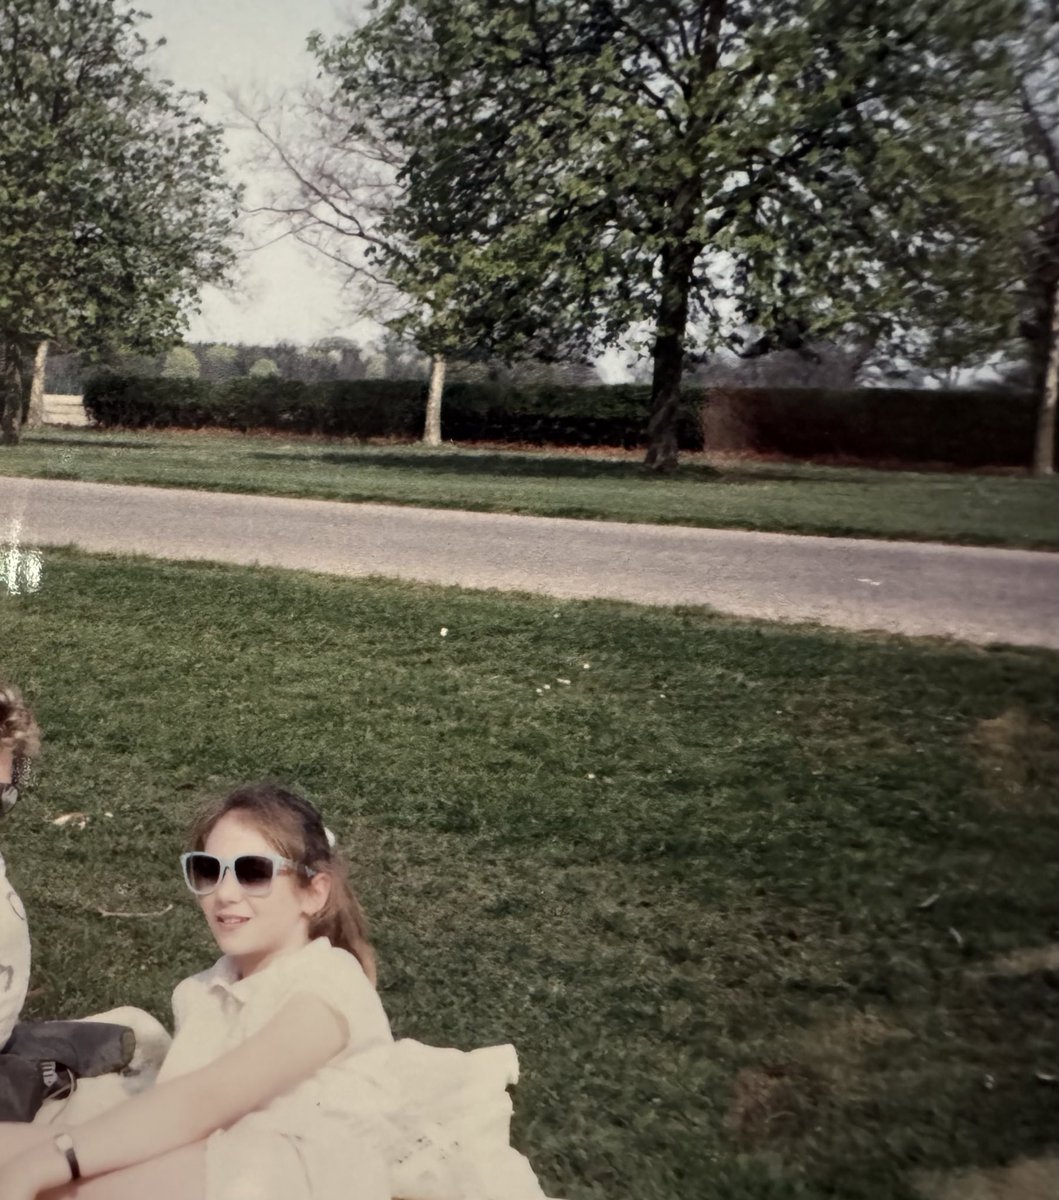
[324,826,337,849]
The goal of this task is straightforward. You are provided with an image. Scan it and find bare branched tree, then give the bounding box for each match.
[231,84,448,444]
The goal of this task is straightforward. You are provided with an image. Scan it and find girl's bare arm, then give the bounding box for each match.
[2,992,348,1195]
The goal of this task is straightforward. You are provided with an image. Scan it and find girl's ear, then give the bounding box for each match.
[303,870,332,919]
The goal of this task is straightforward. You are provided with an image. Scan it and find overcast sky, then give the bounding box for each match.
[142,0,374,348]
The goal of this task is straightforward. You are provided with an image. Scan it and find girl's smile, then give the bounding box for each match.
[214,913,251,931]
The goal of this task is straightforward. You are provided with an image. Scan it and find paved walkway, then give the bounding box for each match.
[2,475,1056,648]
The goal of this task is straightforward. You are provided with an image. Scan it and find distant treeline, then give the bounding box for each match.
[45,339,604,394]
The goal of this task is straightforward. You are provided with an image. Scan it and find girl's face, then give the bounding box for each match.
[198,812,330,977]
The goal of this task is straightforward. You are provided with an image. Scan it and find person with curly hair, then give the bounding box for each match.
[0,683,41,1049]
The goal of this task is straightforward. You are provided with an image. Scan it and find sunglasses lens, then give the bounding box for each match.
[185,853,221,893]
[234,855,276,894]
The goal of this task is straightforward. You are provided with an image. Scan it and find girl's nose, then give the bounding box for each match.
[215,865,244,901]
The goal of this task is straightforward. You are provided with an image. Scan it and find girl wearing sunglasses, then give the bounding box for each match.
[0,781,393,1200]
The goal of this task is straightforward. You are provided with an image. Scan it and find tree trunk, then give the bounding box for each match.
[23,340,48,430]
[643,225,699,472]
[642,3,724,471]
[1034,277,1058,476]
[0,337,26,447]
[423,354,445,446]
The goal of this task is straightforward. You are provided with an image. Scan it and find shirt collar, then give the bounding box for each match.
[205,936,331,1000]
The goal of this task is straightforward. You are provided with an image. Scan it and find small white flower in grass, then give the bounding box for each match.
[557,678,571,685]
[440,627,448,637]
[104,811,114,819]
[52,812,89,829]
[585,773,596,780]
[582,662,591,669]
[659,693,666,699]
[543,683,551,690]
[535,688,543,695]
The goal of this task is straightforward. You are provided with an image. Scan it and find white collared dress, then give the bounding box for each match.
[155,937,396,1200]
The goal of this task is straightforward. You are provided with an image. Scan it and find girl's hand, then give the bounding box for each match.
[0,1167,41,1200]
[0,1144,67,1200]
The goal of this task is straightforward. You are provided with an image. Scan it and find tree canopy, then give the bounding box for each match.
[161,346,201,379]
[0,0,238,442]
[327,0,1035,466]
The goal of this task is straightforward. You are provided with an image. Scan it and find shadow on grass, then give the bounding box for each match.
[27,434,155,451]
[257,448,693,480]
[246,447,889,487]
[29,431,927,487]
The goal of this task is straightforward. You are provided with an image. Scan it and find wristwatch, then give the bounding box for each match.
[53,1132,81,1181]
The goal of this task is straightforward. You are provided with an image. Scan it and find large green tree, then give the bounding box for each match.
[0,0,237,444]
[334,0,1032,467]
[1016,1,1058,473]
[873,0,1057,472]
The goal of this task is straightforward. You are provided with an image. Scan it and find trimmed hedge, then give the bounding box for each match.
[81,376,424,439]
[82,375,703,448]
[702,386,1048,469]
[82,374,1047,467]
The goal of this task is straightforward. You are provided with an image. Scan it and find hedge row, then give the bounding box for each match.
[702,386,1047,468]
[82,376,702,449]
[82,375,1046,467]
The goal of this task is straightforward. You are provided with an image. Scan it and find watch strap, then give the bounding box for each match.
[53,1132,81,1181]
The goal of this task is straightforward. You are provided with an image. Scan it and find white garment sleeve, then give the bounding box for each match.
[0,870,31,1046]
[276,944,392,1054]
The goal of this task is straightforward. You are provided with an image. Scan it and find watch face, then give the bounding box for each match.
[0,785,17,817]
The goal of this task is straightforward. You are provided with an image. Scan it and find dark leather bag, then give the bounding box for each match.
[0,1020,135,1121]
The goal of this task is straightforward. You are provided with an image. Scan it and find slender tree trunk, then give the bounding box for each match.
[23,340,48,430]
[423,354,445,446]
[0,337,26,447]
[1035,278,1058,476]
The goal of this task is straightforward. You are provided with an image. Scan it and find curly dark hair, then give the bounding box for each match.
[0,682,41,761]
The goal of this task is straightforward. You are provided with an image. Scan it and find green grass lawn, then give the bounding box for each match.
[3,427,1058,547]
[2,551,1056,1198]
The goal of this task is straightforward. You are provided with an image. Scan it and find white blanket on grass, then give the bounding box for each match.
[33,1008,559,1200]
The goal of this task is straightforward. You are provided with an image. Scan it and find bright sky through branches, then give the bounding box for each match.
[143,0,371,348]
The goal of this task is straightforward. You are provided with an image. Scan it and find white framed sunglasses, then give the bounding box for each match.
[180,851,317,898]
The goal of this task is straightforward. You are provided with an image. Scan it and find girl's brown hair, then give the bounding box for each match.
[0,683,42,761]
[187,782,377,986]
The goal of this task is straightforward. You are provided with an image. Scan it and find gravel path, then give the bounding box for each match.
[2,475,1056,648]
